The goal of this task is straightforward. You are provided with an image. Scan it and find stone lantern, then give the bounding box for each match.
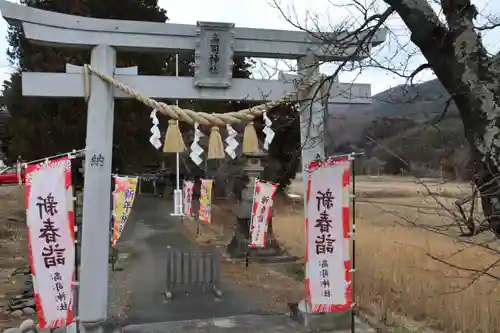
[226,151,293,263]
[238,151,267,216]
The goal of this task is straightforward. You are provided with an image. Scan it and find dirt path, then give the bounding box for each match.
[180,204,377,333]
[180,210,305,314]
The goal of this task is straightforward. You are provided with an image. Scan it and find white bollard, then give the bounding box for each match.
[170,189,183,216]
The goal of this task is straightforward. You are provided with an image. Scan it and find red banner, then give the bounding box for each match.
[183,181,194,217]
[25,157,75,328]
[249,180,277,248]
[305,157,352,313]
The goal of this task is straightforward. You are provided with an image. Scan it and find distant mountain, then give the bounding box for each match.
[325,79,460,148]
[366,79,457,119]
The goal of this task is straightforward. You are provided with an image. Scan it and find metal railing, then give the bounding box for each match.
[165,246,222,300]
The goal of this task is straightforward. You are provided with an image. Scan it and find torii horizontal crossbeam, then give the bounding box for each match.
[22,72,371,103]
[0,0,386,61]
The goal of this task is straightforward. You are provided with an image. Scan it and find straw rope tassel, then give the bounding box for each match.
[207,126,225,159]
[163,119,186,153]
[242,122,260,153]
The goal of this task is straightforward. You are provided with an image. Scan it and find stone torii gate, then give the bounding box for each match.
[0,0,386,331]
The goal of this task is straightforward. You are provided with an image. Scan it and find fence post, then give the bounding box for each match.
[212,247,222,297]
[165,246,173,299]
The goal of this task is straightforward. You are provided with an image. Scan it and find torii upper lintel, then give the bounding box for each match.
[0,0,386,61]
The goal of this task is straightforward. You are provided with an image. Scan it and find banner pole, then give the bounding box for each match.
[350,154,357,333]
[73,173,80,333]
[67,156,80,333]
[196,178,200,236]
[245,239,250,268]
[110,176,117,271]
[181,180,184,223]
[173,53,182,216]
[246,178,258,268]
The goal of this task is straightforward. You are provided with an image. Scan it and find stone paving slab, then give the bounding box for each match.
[122,314,306,333]
[122,314,375,333]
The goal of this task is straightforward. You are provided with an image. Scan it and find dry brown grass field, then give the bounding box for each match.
[273,175,499,333]
[2,177,499,331]
[0,186,30,327]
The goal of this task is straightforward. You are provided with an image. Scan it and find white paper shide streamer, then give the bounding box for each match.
[225,124,239,159]
[262,112,275,150]
[190,123,204,166]
[149,109,162,150]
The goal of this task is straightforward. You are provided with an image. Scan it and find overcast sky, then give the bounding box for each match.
[0,0,498,94]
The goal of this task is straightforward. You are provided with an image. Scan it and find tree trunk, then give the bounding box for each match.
[383,0,500,235]
[470,151,500,235]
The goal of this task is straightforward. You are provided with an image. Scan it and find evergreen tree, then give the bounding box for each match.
[2,0,297,187]
[3,0,171,170]
[261,103,301,191]
[2,0,254,173]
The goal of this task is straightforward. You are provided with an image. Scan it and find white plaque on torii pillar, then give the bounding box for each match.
[0,0,386,331]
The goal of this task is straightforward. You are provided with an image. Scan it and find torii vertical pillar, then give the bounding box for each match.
[298,54,325,314]
[78,45,116,330]
[298,54,325,206]
[296,54,351,330]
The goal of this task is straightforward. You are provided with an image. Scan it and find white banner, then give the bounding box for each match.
[249,180,277,248]
[26,160,75,327]
[183,181,194,216]
[306,157,352,312]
